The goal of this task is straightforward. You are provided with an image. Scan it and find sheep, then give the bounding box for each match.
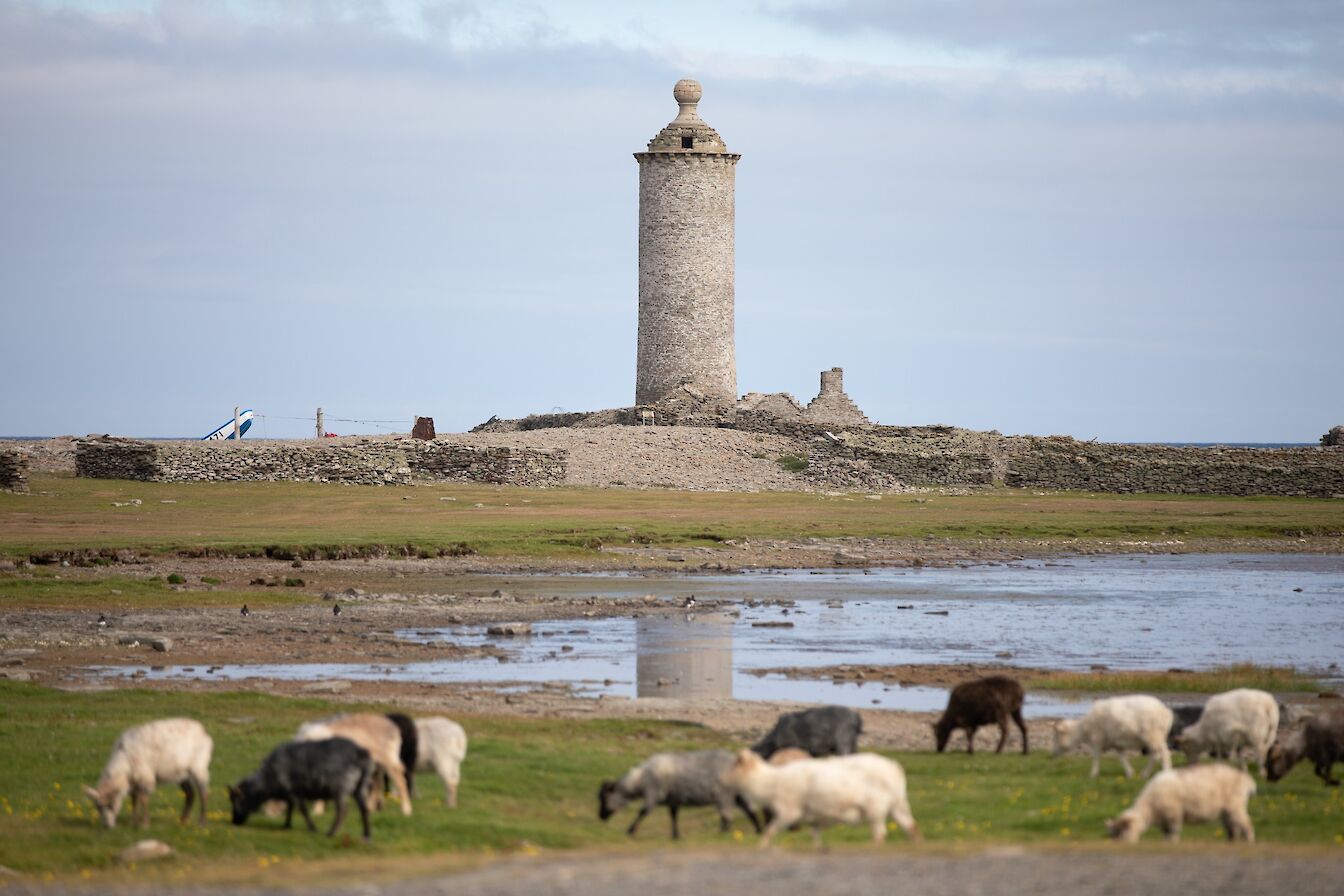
[598,749,762,839]
[413,716,468,807]
[933,675,1028,754]
[752,706,862,759]
[1105,763,1256,843]
[229,737,376,840]
[1266,707,1344,786]
[296,713,412,816]
[83,718,212,829]
[768,747,813,766]
[1052,695,1173,779]
[384,713,418,798]
[722,749,921,848]
[1167,705,1205,751]
[1175,688,1279,777]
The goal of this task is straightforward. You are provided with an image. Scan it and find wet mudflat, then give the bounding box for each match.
[96,553,1344,715]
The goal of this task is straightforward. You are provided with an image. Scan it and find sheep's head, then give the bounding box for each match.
[597,780,625,820]
[227,781,262,826]
[1264,743,1297,782]
[1172,731,1202,763]
[1051,720,1077,757]
[82,784,122,829]
[721,748,763,788]
[1104,812,1141,843]
[932,719,952,753]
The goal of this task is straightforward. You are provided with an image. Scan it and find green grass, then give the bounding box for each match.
[2,474,1340,563]
[1029,664,1323,694]
[0,683,1340,885]
[0,575,309,611]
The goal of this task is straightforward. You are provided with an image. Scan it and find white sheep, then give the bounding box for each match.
[721,749,921,848]
[413,717,468,807]
[1052,695,1173,778]
[1106,763,1256,843]
[1176,688,1279,778]
[296,714,412,816]
[83,718,213,829]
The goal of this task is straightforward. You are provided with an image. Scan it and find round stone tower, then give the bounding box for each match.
[634,79,740,406]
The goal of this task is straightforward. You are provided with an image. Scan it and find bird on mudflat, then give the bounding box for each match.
[97,613,107,628]
[240,604,250,617]
[332,603,341,617]
[682,595,696,610]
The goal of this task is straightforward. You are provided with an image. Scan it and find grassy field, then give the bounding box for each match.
[0,683,1339,885]
[2,474,1341,561]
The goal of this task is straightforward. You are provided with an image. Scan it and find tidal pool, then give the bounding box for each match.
[100,553,1343,716]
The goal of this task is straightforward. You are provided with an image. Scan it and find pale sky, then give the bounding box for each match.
[2,1,1341,441]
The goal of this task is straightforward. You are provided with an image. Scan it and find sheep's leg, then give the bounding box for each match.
[735,794,763,833]
[133,789,150,829]
[296,800,317,832]
[389,763,413,817]
[354,788,372,841]
[326,795,346,838]
[667,804,681,840]
[433,758,460,807]
[1089,748,1102,779]
[626,805,652,836]
[995,718,1010,754]
[813,825,827,849]
[964,727,975,754]
[283,799,295,829]
[1013,707,1029,754]
[1317,758,1340,786]
[890,800,923,842]
[759,811,795,849]
[1118,753,1135,779]
[1163,819,1181,842]
[178,781,195,824]
[1138,750,1157,779]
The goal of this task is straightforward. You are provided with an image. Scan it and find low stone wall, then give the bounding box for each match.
[75,438,567,487]
[1002,437,1344,498]
[0,449,29,493]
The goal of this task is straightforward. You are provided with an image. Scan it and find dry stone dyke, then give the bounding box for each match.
[74,437,566,487]
[0,449,29,493]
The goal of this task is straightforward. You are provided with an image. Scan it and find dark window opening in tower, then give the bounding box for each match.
[681,136,694,149]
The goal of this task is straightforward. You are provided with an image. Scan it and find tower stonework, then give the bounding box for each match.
[634,80,740,406]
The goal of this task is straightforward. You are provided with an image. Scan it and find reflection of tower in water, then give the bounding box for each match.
[636,614,733,699]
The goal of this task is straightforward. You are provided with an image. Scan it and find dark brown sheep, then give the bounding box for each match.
[1266,707,1344,786]
[934,675,1028,754]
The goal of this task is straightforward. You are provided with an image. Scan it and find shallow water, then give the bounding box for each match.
[98,553,1343,716]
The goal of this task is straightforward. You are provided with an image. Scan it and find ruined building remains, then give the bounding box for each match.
[635,79,739,406]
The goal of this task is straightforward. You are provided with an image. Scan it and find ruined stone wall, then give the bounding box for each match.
[800,368,870,427]
[0,449,29,493]
[1002,437,1344,498]
[75,438,567,487]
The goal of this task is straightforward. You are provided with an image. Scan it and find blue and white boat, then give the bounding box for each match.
[202,409,254,440]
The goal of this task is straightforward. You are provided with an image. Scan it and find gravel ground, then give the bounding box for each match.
[454,428,813,491]
[5,848,1341,896]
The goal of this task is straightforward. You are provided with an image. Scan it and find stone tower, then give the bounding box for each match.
[634,79,740,406]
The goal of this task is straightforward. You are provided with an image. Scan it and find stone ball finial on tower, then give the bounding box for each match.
[673,78,702,105]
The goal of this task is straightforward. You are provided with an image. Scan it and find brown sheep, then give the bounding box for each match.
[933,675,1028,754]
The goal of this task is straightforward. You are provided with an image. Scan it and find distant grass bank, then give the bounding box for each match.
[1,474,1340,563]
[1027,664,1323,694]
[0,682,1339,886]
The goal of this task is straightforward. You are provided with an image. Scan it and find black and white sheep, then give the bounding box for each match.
[933,675,1028,754]
[229,737,377,840]
[1266,707,1344,786]
[598,749,762,839]
[753,706,862,759]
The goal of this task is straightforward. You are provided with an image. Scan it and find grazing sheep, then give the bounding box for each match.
[598,750,762,839]
[384,713,418,798]
[229,737,376,840]
[296,713,412,816]
[1266,707,1344,786]
[933,675,1028,754]
[413,717,468,807]
[83,718,212,829]
[722,750,921,848]
[1176,689,1279,777]
[768,748,813,766]
[1052,695,1173,779]
[753,706,862,759]
[1167,705,1205,751]
[1106,763,1256,843]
